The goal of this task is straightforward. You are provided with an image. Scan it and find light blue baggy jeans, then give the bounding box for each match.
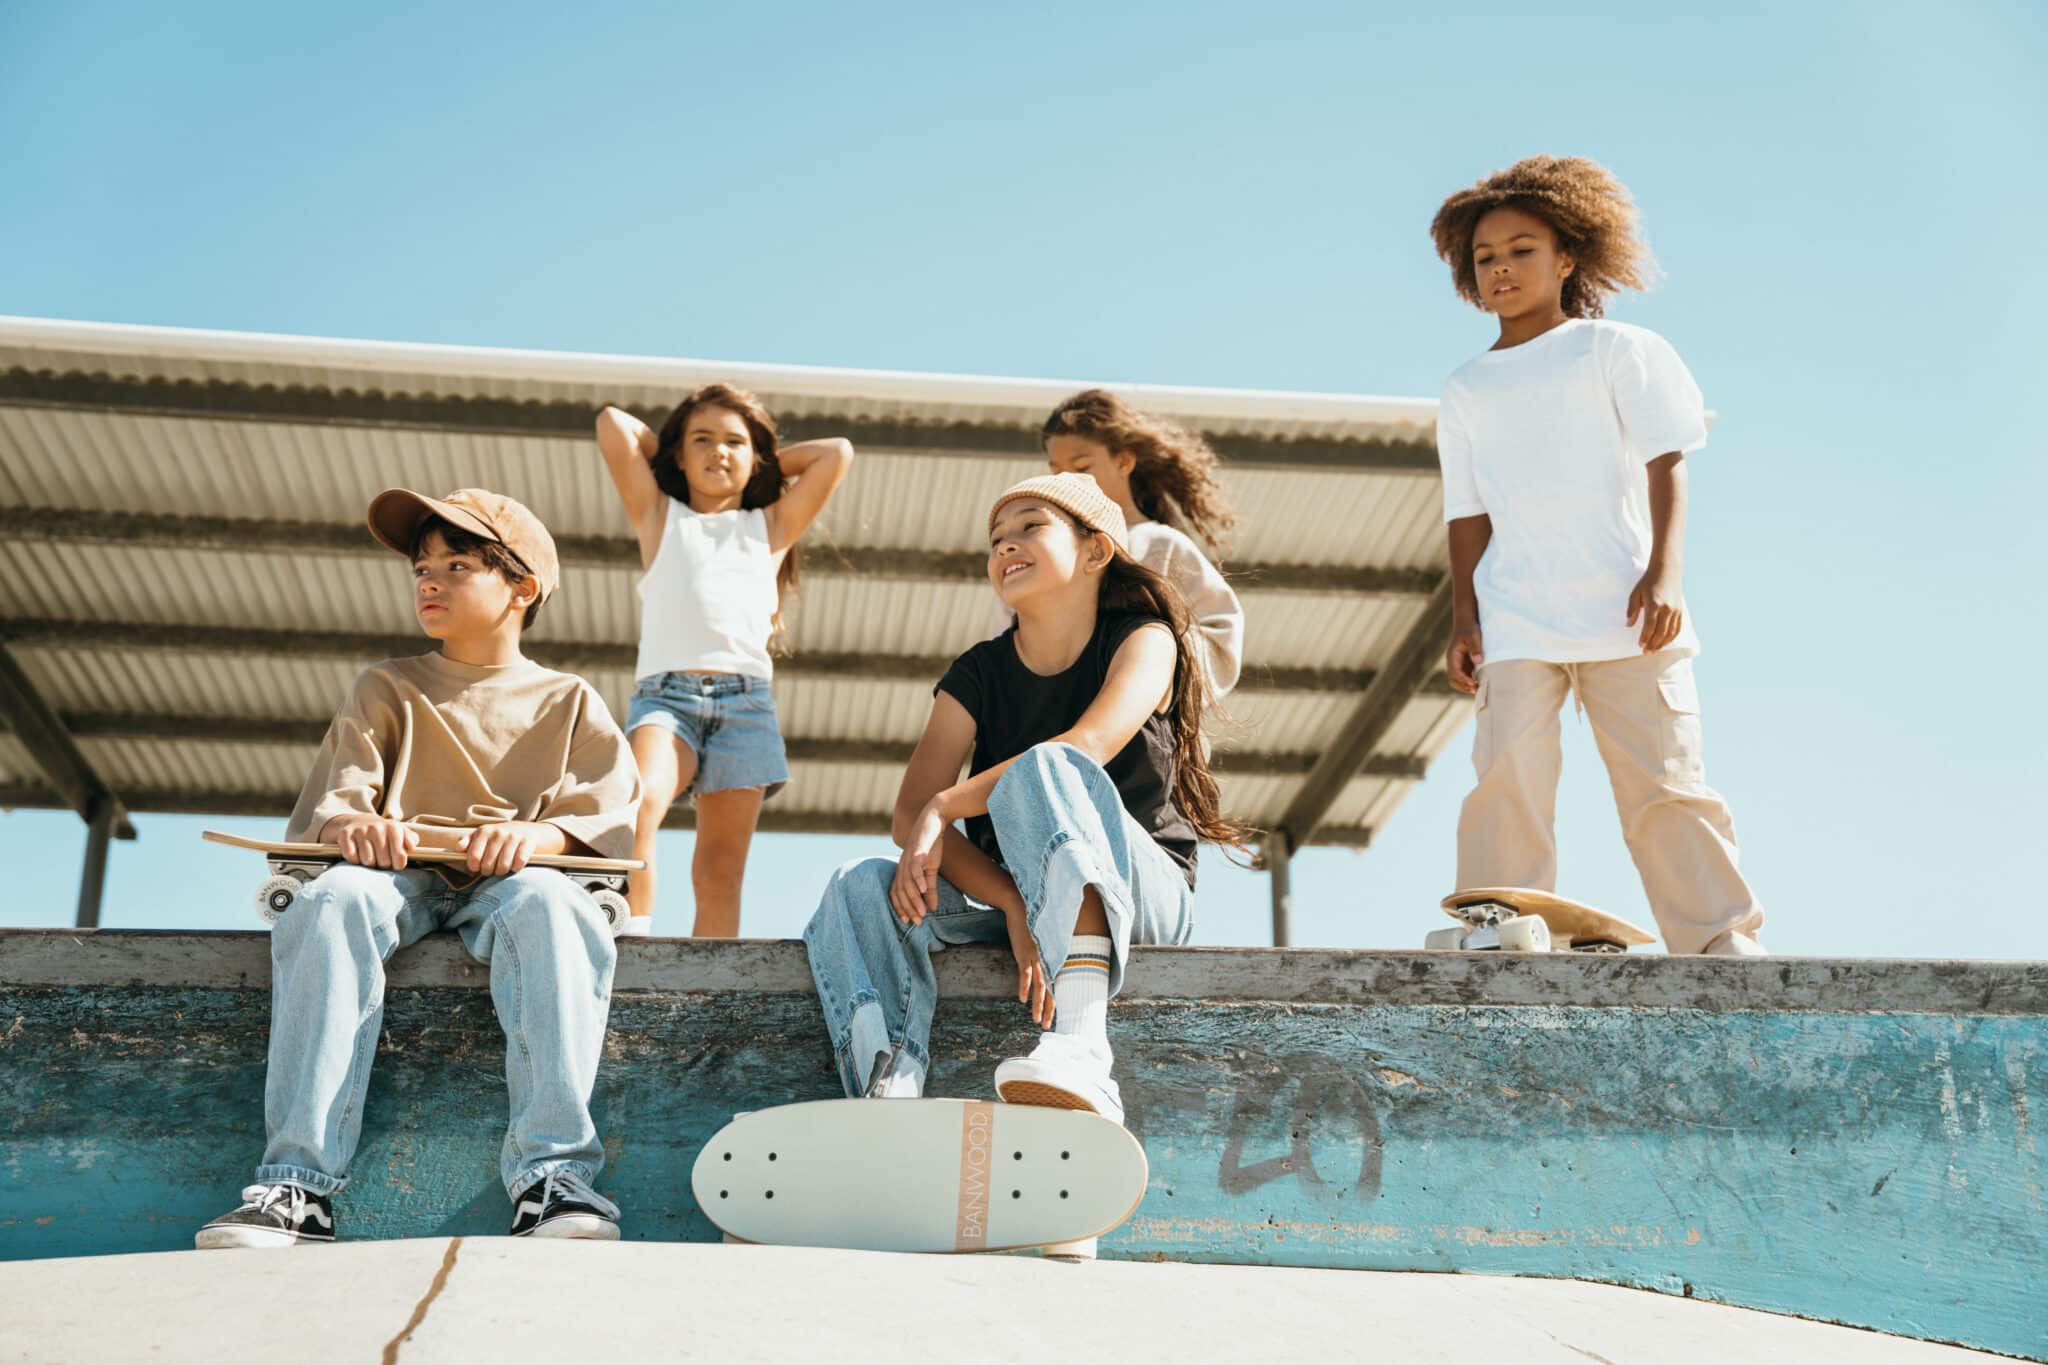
[251,863,616,1199]
[801,742,1195,1096]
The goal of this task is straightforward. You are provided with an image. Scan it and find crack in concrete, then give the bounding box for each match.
[1545,1331,1618,1365]
[382,1236,462,1364]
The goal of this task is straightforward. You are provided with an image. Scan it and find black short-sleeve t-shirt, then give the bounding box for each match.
[935,611,1197,888]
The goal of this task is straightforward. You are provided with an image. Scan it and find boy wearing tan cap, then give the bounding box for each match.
[198,488,642,1250]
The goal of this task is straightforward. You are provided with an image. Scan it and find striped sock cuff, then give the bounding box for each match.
[1061,935,1113,979]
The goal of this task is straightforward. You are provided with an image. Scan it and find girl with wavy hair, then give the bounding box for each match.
[1027,389,1244,698]
[593,386,853,936]
[804,473,1251,1121]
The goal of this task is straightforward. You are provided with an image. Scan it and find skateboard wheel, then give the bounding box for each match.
[254,874,303,925]
[1497,916,1551,953]
[1041,1236,1098,1260]
[589,889,631,933]
[1423,926,1468,951]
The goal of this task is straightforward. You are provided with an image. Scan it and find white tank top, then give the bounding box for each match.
[634,501,782,681]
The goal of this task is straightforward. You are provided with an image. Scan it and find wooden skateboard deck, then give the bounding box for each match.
[202,829,641,931]
[692,1099,1148,1255]
[1436,887,1656,951]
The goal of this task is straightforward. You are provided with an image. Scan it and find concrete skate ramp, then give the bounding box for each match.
[0,1240,2016,1365]
[1,930,2043,1358]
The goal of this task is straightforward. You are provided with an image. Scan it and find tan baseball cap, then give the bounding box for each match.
[988,472,1130,552]
[366,487,560,604]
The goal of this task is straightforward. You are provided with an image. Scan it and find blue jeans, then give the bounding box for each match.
[626,671,789,799]
[253,863,616,1198]
[802,743,1195,1097]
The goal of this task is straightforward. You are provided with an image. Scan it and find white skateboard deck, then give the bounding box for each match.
[692,1099,1148,1254]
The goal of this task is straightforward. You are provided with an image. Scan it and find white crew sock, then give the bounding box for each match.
[1050,935,1113,1054]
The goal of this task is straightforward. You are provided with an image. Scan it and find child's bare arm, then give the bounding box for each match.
[889,693,1024,924]
[891,692,1053,1025]
[764,437,855,553]
[1446,514,1492,692]
[1628,453,1688,652]
[594,406,667,567]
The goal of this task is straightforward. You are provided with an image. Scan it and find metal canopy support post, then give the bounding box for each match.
[0,642,136,829]
[1266,830,1294,947]
[75,797,116,928]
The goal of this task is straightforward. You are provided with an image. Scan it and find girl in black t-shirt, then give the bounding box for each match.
[802,473,1250,1122]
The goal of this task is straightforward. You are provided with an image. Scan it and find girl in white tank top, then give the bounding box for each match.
[592,385,854,937]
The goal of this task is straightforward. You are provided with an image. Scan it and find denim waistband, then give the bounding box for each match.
[641,670,771,697]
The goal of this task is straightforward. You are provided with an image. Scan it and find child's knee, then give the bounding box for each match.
[825,856,895,903]
[995,741,1105,809]
[635,786,673,828]
[279,864,396,944]
[491,868,609,938]
[806,857,906,941]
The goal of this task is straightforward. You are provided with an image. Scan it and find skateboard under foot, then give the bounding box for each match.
[202,830,641,935]
[692,1098,1147,1257]
[1424,886,1657,953]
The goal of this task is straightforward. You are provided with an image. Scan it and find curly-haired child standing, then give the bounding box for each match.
[1015,389,1244,699]
[1428,155,1765,956]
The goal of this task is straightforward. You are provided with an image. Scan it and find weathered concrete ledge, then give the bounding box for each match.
[2,929,2043,1359]
[4,928,2043,1012]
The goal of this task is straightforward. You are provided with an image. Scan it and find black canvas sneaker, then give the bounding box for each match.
[196,1183,336,1249]
[508,1168,621,1240]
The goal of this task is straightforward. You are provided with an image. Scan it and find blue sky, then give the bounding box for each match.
[2,1,2043,957]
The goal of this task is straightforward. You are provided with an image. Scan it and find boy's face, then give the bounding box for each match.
[412,530,533,641]
[1471,206,1573,319]
[1045,434,1137,510]
[679,404,758,501]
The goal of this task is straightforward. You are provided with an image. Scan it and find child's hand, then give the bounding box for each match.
[1446,617,1485,693]
[1627,564,1685,653]
[329,814,419,869]
[888,802,948,925]
[461,821,550,877]
[1004,908,1054,1029]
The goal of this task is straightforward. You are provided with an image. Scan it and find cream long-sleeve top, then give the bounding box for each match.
[988,521,1244,699]
[1130,521,1243,698]
[285,651,641,860]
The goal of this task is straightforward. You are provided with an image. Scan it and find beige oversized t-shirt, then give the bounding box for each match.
[286,652,640,861]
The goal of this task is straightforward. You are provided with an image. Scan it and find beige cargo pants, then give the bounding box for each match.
[1456,650,1766,955]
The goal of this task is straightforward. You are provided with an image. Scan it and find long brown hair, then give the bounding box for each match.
[1079,521,1255,853]
[1042,389,1237,557]
[650,383,799,649]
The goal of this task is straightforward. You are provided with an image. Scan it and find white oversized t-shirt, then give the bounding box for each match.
[1436,318,1708,665]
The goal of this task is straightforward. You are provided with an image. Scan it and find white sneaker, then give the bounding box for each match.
[994,1032,1123,1124]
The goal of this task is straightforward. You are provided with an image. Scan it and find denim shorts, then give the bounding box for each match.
[625,671,789,800]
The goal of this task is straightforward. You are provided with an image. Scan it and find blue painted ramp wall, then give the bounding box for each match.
[2,931,2042,1359]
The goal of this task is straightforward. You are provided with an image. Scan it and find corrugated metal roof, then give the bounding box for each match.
[0,316,1467,850]
[0,316,1439,443]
